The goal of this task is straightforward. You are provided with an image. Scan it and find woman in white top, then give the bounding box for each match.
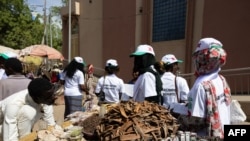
[130,44,163,104]
[95,59,125,104]
[159,54,189,109]
[187,37,231,139]
[60,57,88,118]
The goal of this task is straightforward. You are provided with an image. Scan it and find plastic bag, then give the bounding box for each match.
[230,100,247,124]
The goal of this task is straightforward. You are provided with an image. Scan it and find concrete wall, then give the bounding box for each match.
[239,101,250,122]
[102,0,136,82]
[60,0,250,85]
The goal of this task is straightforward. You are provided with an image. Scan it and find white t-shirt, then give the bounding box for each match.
[133,72,157,102]
[95,74,125,103]
[0,69,7,80]
[188,73,230,136]
[0,89,55,140]
[161,72,189,109]
[60,70,85,96]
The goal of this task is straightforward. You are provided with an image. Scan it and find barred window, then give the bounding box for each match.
[153,0,187,42]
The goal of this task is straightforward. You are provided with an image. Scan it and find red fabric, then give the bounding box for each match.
[202,75,231,139]
[51,72,59,83]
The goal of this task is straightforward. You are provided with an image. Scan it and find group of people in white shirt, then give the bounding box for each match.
[92,37,231,139]
[0,37,231,140]
[126,37,231,139]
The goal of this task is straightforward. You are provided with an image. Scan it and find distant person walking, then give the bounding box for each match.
[95,59,125,104]
[60,57,88,118]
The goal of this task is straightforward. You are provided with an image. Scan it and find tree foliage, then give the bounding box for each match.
[0,0,44,49]
[0,0,63,51]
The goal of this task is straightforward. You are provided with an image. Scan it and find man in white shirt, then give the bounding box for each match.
[0,78,58,141]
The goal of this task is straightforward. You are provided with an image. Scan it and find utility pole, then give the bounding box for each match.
[68,0,71,62]
[49,10,53,48]
[41,0,47,45]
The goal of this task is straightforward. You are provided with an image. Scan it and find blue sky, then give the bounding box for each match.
[26,0,63,27]
[26,0,63,15]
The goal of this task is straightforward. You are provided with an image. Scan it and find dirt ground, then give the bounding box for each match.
[32,104,65,131]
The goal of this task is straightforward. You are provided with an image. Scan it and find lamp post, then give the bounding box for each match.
[49,9,52,48]
[68,0,71,63]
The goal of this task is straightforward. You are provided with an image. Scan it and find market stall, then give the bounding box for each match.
[20,99,226,141]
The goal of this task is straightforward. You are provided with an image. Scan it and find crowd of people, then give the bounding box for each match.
[0,37,234,140]
[94,37,232,139]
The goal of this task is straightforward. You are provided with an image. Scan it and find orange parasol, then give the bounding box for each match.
[20,44,64,61]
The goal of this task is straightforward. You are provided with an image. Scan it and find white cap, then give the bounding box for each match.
[106,59,118,67]
[161,54,183,65]
[74,57,85,64]
[130,44,155,57]
[195,37,223,52]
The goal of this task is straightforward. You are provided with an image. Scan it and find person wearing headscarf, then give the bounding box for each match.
[130,44,163,104]
[60,57,88,118]
[187,37,231,139]
[85,64,94,95]
[160,54,189,110]
[95,59,125,104]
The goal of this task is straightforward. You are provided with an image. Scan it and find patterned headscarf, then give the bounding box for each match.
[192,38,227,76]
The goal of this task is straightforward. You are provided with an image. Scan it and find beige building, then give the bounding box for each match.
[60,0,250,85]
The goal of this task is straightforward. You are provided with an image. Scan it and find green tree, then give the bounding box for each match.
[0,0,44,49]
[47,6,63,51]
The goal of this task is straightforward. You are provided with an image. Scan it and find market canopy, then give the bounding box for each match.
[0,45,20,55]
[19,44,64,61]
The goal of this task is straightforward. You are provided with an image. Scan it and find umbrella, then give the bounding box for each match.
[20,44,64,61]
[0,45,20,55]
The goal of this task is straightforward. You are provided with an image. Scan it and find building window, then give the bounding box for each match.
[152,0,187,42]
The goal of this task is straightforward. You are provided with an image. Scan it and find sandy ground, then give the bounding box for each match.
[32,104,65,131]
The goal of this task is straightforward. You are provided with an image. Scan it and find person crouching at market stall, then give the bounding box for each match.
[59,57,88,118]
[129,44,163,104]
[160,54,189,110]
[95,59,125,105]
[0,78,58,141]
[187,37,231,139]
